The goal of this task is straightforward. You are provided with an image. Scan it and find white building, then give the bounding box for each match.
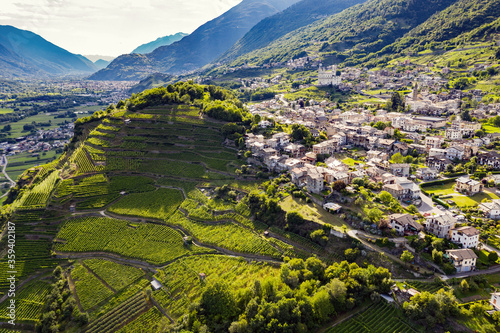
[450,226,480,248]
[445,248,477,273]
[425,212,457,238]
[318,66,341,86]
[490,292,500,311]
[478,199,500,219]
[445,128,462,140]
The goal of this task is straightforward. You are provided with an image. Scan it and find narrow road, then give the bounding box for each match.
[0,154,15,198]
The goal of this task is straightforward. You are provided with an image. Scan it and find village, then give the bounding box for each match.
[242,63,500,278]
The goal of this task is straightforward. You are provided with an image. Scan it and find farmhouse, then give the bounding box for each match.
[478,199,500,219]
[388,213,423,235]
[445,248,478,273]
[425,212,456,238]
[449,226,480,249]
[455,176,483,195]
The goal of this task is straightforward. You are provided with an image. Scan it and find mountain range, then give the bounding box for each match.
[88,0,301,81]
[0,25,96,78]
[131,32,189,54]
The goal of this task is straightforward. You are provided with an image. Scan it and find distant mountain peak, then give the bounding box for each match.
[0,25,97,78]
[131,32,189,54]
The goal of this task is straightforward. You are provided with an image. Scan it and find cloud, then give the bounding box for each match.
[1,0,241,56]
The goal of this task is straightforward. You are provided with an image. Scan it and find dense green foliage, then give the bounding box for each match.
[231,0,456,67]
[179,259,393,332]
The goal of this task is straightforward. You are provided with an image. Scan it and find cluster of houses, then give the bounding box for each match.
[388,212,480,273]
[1,123,73,156]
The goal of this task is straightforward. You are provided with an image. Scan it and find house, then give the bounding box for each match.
[445,249,478,273]
[425,136,444,150]
[450,226,480,248]
[415,167,438,181]
[455,177,483,195]
[477,151,500,170]
[478,199,500,219]
[283,143,306,158]
[382,178,420,200]
[389,164,411,177]
[490,292,500,311]
[388,213,423,235]
[427,155,452,171]
[445,128,462,140]
[307,170,324,194]
[445,146,465,160]
[291,167,308,186]
[323,202,342,213]
[425,212,457,238]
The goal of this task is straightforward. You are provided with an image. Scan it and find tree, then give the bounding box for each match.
[291,124,311,142]
[367,208,383,224]
[344,248,360,262]
[331,180,346,192]
[199,282,237,322]
[432,249,443,265]
[379,191,393,204]
[310,229,328,247]
[401,250,414,266]
[459,279,469,292]
[390,152,404,164]
[407,205,418,214]
[389,92,405,112]
[496,48,500,60]
[461,110,471,122]
[287,211,305,226]
[488,251,499,263]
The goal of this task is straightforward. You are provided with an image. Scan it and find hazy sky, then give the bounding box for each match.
[1,0,241,57]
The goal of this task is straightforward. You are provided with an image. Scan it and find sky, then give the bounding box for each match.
[1,0,242,57]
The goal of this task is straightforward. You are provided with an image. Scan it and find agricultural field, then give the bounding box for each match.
[83,259,145,291]
[326,302,421,333]
[5,149,59,181]
[0,280,51,323]
[108,188,184,220]
[55,217,214,264]
[71,263,115,311]
[153,255,279,319]
[116,307,164,333]
[166,211,282,258]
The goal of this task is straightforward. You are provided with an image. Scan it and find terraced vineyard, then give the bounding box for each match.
[0,280,51,323]
[71,263,115,311]
[166,211,282,258]
[16,170,59,210]
[327,302,420,333]
[85,292,149,333]
[116,307,163,332]
[108,188,184,220]
[83,259,145,291]
[55,217,214,264]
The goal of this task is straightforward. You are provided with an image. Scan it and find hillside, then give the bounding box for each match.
[131,32,189,54]
[217,0,368,63]
[228,0,458,67]
[372,0,500,61]
[0,25,97,78]
[0,82,379,332]
[88,0,301,81]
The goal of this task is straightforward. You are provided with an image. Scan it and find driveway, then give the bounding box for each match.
[418,193,441,215]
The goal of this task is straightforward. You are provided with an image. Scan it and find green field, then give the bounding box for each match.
[0,280,52,323]
[424,183,499,207]
[483,124,500,134]
[6,150,59,181]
